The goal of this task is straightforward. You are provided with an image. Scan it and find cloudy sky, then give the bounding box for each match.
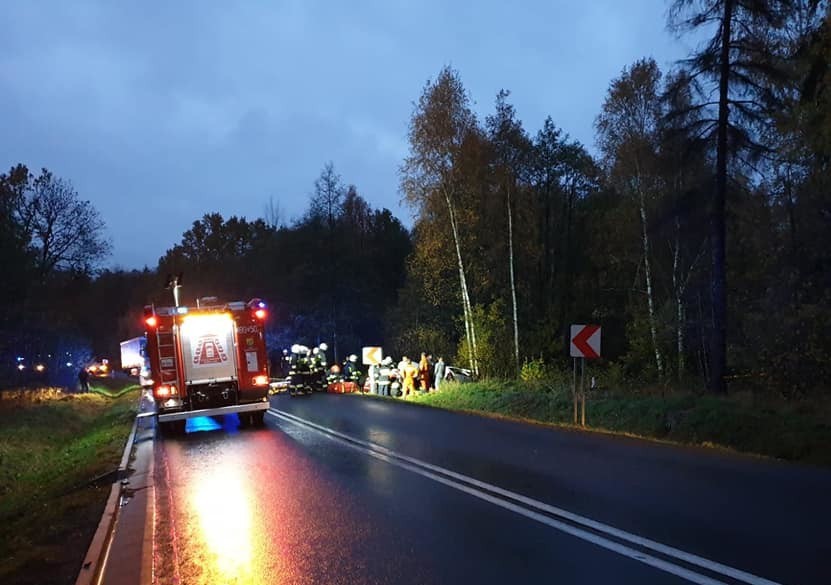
[1,1,693,269]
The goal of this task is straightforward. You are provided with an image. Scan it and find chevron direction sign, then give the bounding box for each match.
[570,325,601,359]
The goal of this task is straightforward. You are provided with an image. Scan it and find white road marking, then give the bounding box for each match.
[268,408,784,585]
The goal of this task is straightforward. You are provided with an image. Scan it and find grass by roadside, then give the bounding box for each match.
[0,383,139,585]
[403,380,831,466]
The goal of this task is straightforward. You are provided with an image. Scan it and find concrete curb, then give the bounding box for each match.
[74,415,139,585]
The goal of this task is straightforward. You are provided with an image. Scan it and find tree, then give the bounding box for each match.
[0,164,35,329]
[401,66,480,375]
[660,71,711,381]
[264,196,284,229]
[158,213,272,301]
[486,90,532,375]
[309,162,345,360]
[310,161,344,229]
[669,0,800,393]
[16,169,111,279]
[596,58,666,380]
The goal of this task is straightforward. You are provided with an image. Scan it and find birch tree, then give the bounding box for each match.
[596,58,666,379]
[401,67,480,374]
[486,90,531,375]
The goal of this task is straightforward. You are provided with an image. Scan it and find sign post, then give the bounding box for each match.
[570,325,601,427]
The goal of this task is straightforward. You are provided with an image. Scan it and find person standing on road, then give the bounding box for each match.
[426,354,435,390]
[281,349,290,378]
[402,357,417,397]
[78,367,90,393]
[377,357,393,397]
[418,353,430,392]
[434,357,446,391]
[368,362,379,394]
[315,343,329,392]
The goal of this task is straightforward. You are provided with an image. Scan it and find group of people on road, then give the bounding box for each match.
[276,344,449,399]
[282,343,330,394]
[366,353,446,398]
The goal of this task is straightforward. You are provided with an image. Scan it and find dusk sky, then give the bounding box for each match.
[1,1,694,270]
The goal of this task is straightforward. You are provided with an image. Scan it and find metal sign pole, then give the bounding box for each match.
[581,357,586,427]
[572,357,578,425]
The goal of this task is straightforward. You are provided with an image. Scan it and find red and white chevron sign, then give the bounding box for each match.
[570,325,601,359]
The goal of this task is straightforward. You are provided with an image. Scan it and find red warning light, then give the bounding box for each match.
[145,316,158,328]
[254,309,266,320]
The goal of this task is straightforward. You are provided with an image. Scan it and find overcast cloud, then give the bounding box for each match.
[0,0,692,269]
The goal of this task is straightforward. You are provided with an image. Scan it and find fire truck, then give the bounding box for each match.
[143,297,271,434]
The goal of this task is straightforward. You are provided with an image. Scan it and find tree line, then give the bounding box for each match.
[0,161,411,386]
[391,0,831,396]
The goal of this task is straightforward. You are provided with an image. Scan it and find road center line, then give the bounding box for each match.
[267,408,782,585]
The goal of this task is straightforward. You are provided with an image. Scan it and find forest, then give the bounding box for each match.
[2,0,829,398]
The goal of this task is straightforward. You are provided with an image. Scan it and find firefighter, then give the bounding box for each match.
[310,347,326,392]
[368,361,379,394]
[343,354,362,391]
[317,343,328,369]
[280,348,291,378]
[315,343,329,391]
[377,357,393,397]
[289,344,311,395]
[311,347,321,384]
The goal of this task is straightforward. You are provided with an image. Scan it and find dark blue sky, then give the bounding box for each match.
[0,1,692,269]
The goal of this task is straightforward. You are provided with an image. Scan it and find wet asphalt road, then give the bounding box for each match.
[152,393,831,585]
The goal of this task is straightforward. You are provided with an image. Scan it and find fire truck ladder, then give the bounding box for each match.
[156,329,179,387]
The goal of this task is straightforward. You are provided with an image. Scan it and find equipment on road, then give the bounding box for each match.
[144,297,270,433]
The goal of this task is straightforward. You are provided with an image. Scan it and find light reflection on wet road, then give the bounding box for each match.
[153,415,429,585]
[151,406,697,585]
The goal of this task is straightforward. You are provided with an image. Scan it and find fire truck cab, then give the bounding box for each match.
[144,297,271,433]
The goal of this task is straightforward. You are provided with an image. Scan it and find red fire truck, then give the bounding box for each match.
[144,297,271,434]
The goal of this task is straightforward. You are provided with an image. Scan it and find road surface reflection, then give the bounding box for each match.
[190,468,253,581]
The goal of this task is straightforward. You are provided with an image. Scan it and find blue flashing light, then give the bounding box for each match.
[16,356,23,362]
[257,301,266,308]
[177,306,189,314]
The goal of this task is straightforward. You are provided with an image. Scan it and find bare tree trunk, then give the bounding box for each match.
[507,188,520,375]
[445,190,478,375]
[672,216,684,381]
[698,291,709,387]
[638,186,664,379]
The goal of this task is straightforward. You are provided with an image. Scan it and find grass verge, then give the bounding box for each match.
[0,383,139,585]
[405,380,831,466]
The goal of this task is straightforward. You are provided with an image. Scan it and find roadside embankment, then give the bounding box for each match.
[0,383,139,585]
[404,380,831,465]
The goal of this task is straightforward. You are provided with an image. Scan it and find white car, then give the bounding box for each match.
[444,366,475,383]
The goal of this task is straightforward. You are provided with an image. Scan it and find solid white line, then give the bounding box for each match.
[268,408,784,585]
